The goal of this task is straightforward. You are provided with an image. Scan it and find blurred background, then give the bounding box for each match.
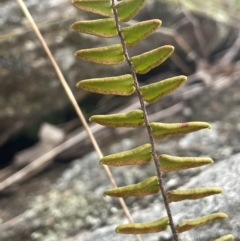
[1,0,240,240]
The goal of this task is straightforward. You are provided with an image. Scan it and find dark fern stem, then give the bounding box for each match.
[111,1,179,240]
[72,1,232,240]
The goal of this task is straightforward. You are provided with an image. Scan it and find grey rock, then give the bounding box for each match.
[0,0,127,139]
[173,154,240,241]
[38,122,65,144]
[13,123,65,167]
[65,153,240,241]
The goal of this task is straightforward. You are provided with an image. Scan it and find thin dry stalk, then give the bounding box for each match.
[14,1,142,240]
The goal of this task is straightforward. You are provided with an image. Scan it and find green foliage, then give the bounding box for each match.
[72,0,112,16]
[72,0,233,239]
[72,19,117,37]
[159,155,213,172]
[116,0,147,22]
[122,19,161,46]
[76,74,135,95]
[176,213,228,233]
[115,217,169,234]
[90,109,144,127]
[75,44,125,64]
[130,45,174,74]
[100,143,152,166]
[214,235,235,241]
[139,75,186,103]
[104,176,159,197]
[167,187,223,203]
[150,122,211,139]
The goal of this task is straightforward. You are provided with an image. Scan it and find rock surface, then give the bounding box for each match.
[0,0,127,139]
[13,123,65,167]
[1,129,238,241]
[64,153,240,241]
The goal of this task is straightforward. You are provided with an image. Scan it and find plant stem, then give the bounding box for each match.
[111,1,179,240]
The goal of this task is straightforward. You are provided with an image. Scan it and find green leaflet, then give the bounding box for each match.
[159,155,213,172]
[139,75,187,103]
[214,235,234,241]
[100,143,152,166]
[167,187,223,203]
[72,0,112,16]
[176,213,228,233]
[76,74,135,95]
[89,109,144,127]
[104,176,159,197]
[116,0,147,22]
[71,19,117,37]
[150,122,211,139]
[116,217,169,234]
[130,45,174,74]
[75,44,125,65]
[122,19,162,46]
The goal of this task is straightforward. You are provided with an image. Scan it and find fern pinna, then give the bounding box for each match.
[71,0,233,240]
